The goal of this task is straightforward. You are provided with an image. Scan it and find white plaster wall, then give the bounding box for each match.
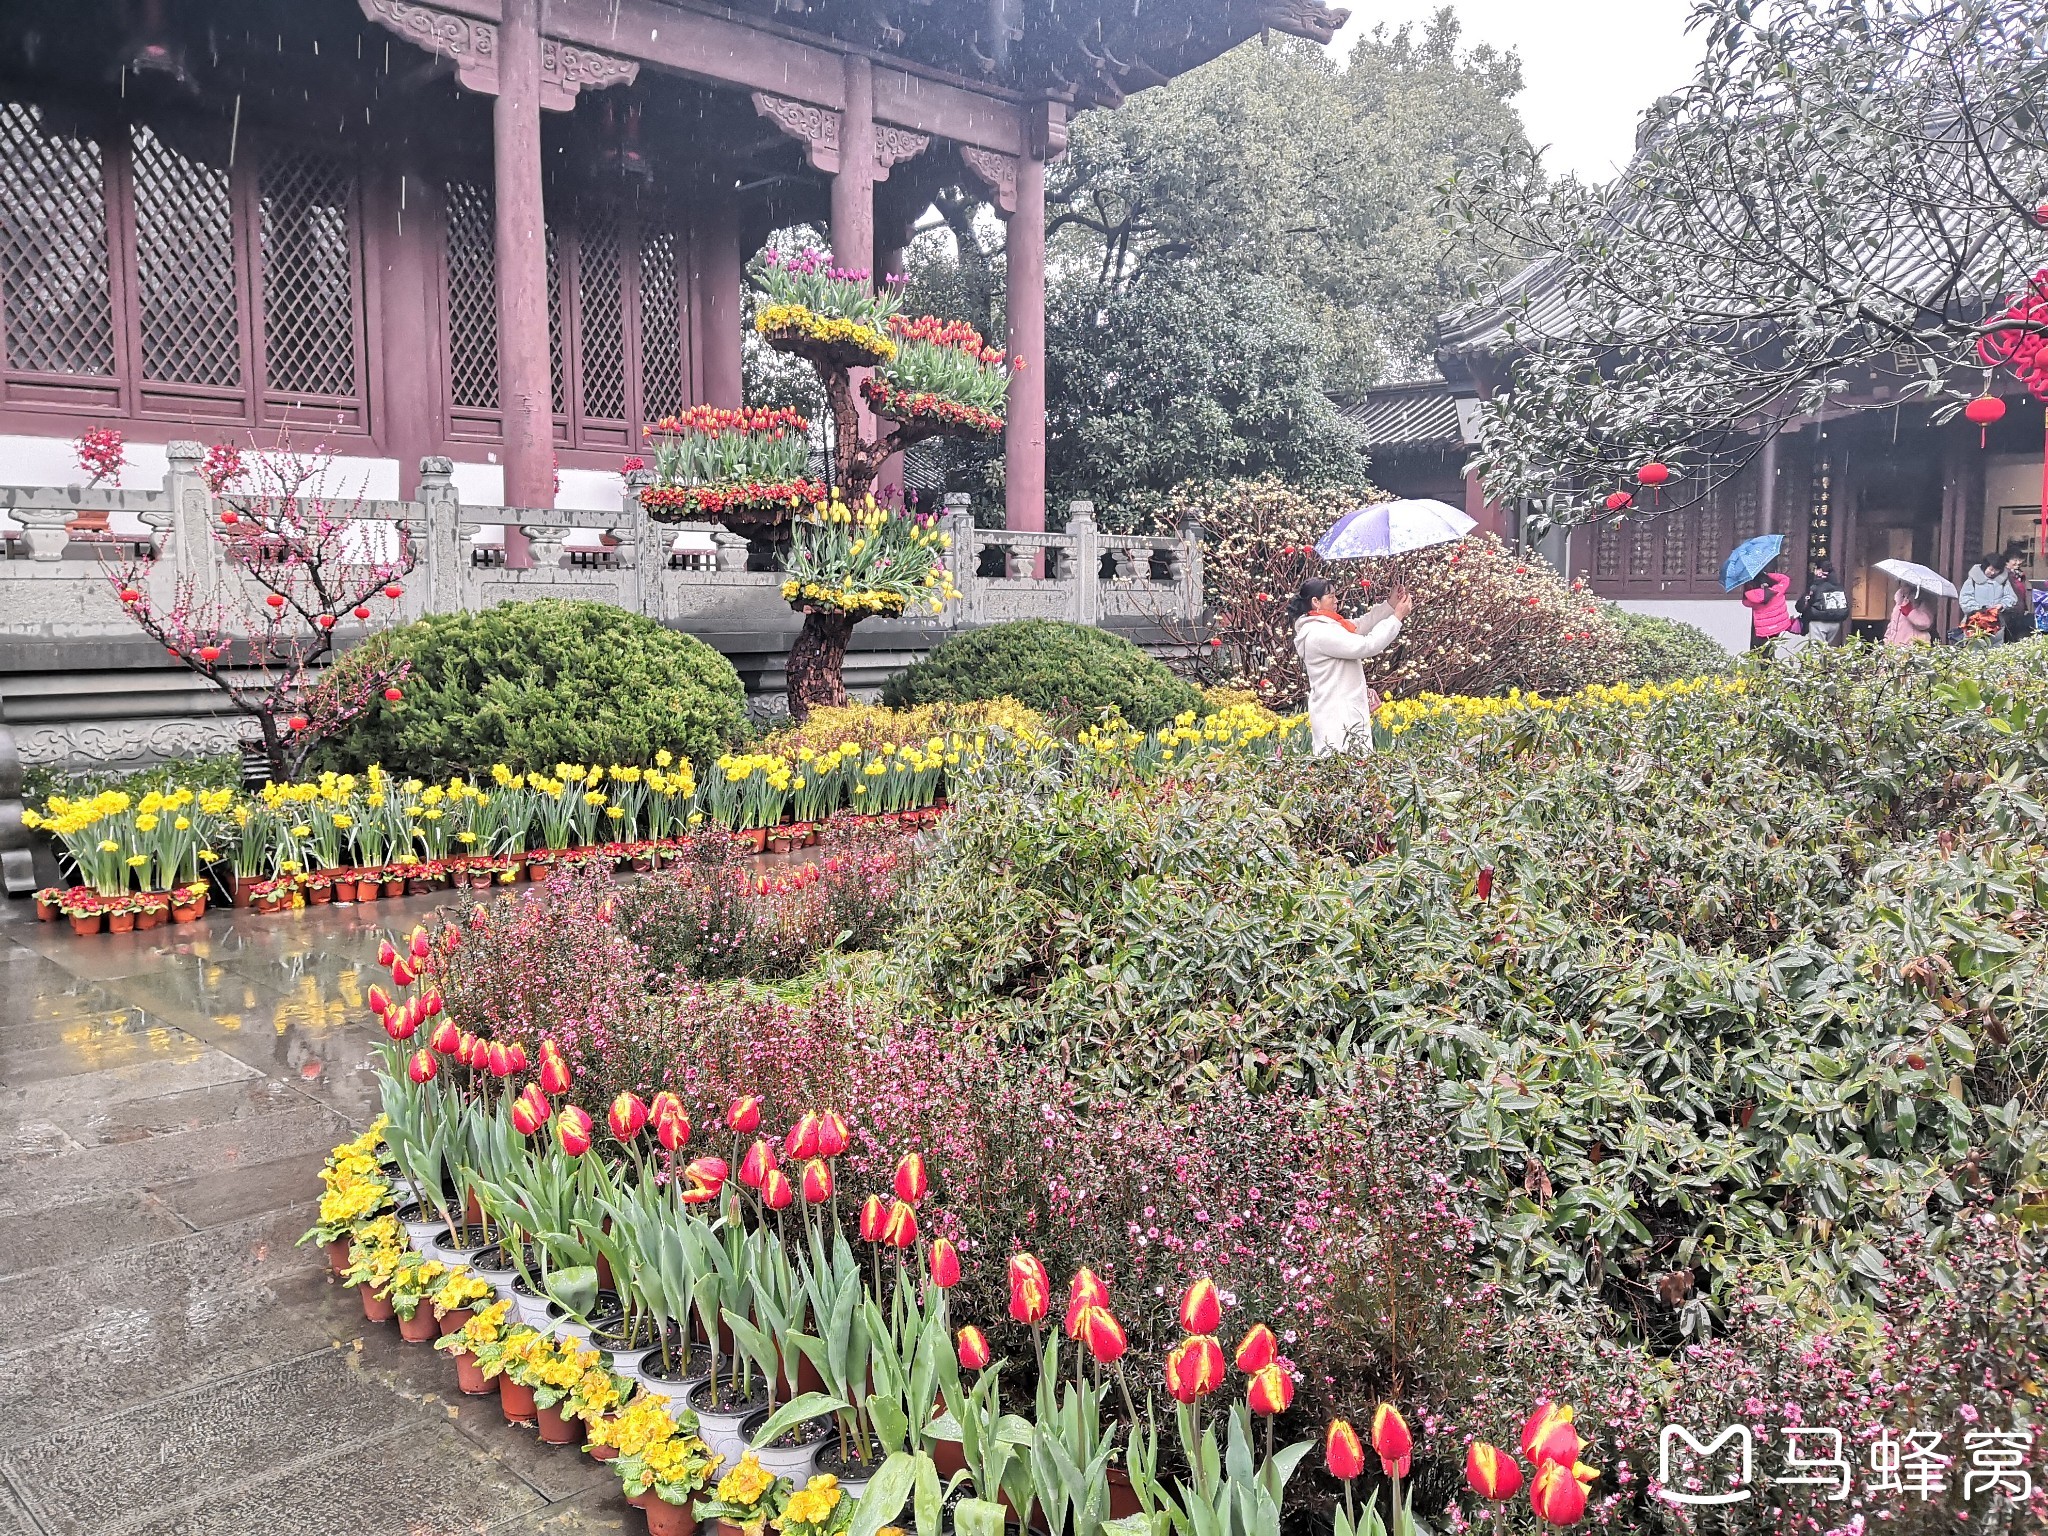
[1613,598,1750,655]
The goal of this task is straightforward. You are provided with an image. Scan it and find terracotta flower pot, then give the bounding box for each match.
[469,874,493,890]
[536,1404,583,1446]
[451,1349,493,1396]
[767,833,794,854]
[631,856,653,872]
[35,894,58,921]
[500,1376,538,1424]
[438,1307,473,1337]
[307,884,332,905]
[170,896,206,922]
[588,1415,621,1460]
[646,1500,697,1536]
[1106,1468,1143,1520]
[384,877,406,897]
[326,1238,352,1276]
[738,828,768,854]
[107,911,136,934]
[69,912,103,936]
[399,1307,439,1343]
[930,1436,967,1479]
[139,904,167,930]
[356,880,380,903]
[528,861,551,883]
[229,874,260,907]
[361,1287,396,1323]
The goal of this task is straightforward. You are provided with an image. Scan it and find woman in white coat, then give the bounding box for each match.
[1288,576,1412,754]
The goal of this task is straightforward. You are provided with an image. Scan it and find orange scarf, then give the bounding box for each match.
[1309,611,1359,634]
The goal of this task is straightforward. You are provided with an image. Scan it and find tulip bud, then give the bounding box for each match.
[1325,1420,1365,1482]
[1065,1267,1111,1337]
[1529,1461,1588,1527]
[557,1104,594,1157]
[377,939,398,970]
[655,1099,691,1152]
[1178,1276,1221,1336]
[928,1237,961,1289]
[505,1043,528,1076]
[1234,1324,1277,1374]
[383,1002,419,1042]
[421,990,443,1018]
[486,1041,512,1078]
[682,1157,728,1204]
[783,1111,821,1160]
[538,1050,572,1096]
[761,1168,794,1211]
[739,1138,777,1190]
[882,1199,919,1249]
[800,1157,834,1204]
[893,1151,928,1204]
[609,1091,649,1142]
[407,1049,437,1084]
[957,1325,991,1372]
[1008,1252,1051,1326]
[455,1032,478,1066]
[1371,1403,1413,1479]
[1078,1305,1127,1366]
[428,1019,461,1055]
[1520,1403,1579,1469]
[367,982,391,1017]
[1466,1442,1524,1502]
[391,959,415,988]
[727,1095,761,1133]
[816,1109,850,1157]
[511,1095,544,1136]
[859,1193,888,1243]
[1246,1364,1294,1417]
[409,928,431,962]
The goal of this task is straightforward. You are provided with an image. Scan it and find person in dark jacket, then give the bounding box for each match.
[2002,549,2037,644]
[1796,560,1851,646]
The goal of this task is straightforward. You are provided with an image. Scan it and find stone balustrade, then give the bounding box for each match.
[0,452,1202,642]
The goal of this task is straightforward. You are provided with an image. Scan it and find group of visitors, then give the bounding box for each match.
[1741,546,2041,651]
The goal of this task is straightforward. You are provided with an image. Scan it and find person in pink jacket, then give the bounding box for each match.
[1884,585,1935,646]
[1741,571,1795,649]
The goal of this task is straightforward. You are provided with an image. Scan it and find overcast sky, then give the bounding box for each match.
[1331,0,1705,183]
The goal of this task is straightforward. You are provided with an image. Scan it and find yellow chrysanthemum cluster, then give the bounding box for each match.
[755,304,898,361]
[1375,674,1745,735]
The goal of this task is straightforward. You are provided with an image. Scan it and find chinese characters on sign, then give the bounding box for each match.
[1652,1423,2034,1507]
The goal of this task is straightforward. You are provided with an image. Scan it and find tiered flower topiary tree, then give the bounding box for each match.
[106,439,416,779]
[746,248,1021,718]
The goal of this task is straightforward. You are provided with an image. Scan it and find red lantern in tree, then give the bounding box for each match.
[264,593,285,610]
[1603,491,1632,512]
[1965,393,2007,448]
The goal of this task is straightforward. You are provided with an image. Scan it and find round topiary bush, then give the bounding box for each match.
[312,600,748,776]
[1605,605,1734,682]
[881,620,1205,729]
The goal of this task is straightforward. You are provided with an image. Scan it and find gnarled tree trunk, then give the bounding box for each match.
[785,608,857,721]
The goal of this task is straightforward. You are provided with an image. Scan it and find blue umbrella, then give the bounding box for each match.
[1721,534,1784,591]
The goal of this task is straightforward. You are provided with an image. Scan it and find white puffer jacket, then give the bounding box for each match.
[1293,607,1402,755]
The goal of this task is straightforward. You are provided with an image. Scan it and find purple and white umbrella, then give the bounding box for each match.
[1314,498,1476,560]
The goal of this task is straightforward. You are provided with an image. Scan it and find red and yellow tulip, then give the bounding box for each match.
[1246,1364,1294,1416]
[1164,1335,1225,1403]
[957,1325,991,1371]
[1325,1420,1365,1482]
[1371,1403,1413,1479]
[1466,1441,1524,1502]
[893,1151,929,1204]
[1178,1276,1221,1335]
[609,1091,648,1142]
[1234,1324,1277,1374]
[928,1237,961,1289]
[1008,1252,1051,1326]
[557,1104,593,1157]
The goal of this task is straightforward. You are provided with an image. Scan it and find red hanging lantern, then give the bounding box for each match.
[1636,462,1670,487]
[1603,491,1632,512]
[1965,394,2006,448]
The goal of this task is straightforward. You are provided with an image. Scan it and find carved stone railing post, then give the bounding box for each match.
[418,457,464,613]
[13,506,74,563]
[712,529,751,572]
[522,520,566,574]
[1065,502,1099,625]
[1178,509,1205,624]
[623,468,655,616]
[164,440,214,595]
[943,494,980,627]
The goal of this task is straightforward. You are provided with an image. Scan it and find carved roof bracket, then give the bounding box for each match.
[752,92,845,175]
[357,0,638,112]
[960,146,1017,215]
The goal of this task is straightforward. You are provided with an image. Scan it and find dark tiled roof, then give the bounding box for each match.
[1344,380,1463,449]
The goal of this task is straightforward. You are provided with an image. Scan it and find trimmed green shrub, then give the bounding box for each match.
[313,600,747,776]
[1606,604,1734,682]
[881,620,1205,729]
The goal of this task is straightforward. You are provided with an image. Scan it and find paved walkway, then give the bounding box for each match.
[0,892,630,1536]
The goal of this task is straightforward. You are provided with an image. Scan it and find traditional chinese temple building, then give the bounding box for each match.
[0,0,1348,525]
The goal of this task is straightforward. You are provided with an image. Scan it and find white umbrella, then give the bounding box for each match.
[1316,498,1477,560]
[1873,558,1959,600]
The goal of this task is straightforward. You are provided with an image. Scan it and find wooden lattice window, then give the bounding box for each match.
[0,101,116,391]
[577,210,625,424]
[639,226,684,423]
[547,223,566,416]
[131,124,242,391]
[1595,520,1622,580]
[1628,519,1652,578]
[1731,484,1760,546]
[1662,514,1689,579]
[259,149,360,404]
[1693,493,1725,582]
[443,178,497,411]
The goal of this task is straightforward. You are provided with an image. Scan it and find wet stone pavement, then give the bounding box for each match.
[0,891,631,1536]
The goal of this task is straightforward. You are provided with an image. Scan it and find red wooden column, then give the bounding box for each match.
[1004,106,1055,535]
[698,181,745,410]
[831,56,877,273]
[493,0,554,513]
